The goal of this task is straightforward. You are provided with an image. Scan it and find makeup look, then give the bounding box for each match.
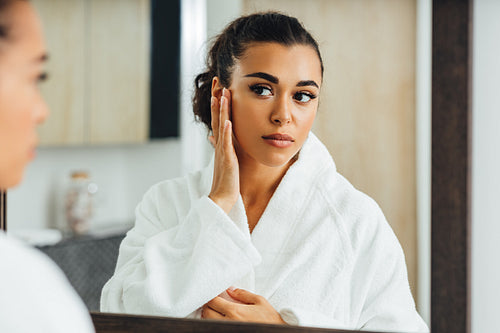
[0,0,48,189]
[212,42,322,170]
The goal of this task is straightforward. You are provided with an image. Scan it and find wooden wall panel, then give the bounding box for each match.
[242,0,418,302]
[88,0,150,144]
[32,0,86,145]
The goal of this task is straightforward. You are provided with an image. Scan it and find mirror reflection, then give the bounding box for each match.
[6,0,430,332]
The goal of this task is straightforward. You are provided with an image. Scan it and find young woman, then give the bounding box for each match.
[0,1,94,331]
[102,12,428,332]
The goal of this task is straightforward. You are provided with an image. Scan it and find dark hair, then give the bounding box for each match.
[193,11,324,131]
[0,0,26,39]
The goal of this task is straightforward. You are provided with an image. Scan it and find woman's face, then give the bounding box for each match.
[225,42,322,168]
[0,1,48,189]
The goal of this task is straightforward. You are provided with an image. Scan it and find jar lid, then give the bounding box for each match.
[70,171,89,179]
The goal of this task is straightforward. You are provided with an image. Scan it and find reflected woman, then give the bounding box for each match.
[102,12,428,332]
[0,1,94,332]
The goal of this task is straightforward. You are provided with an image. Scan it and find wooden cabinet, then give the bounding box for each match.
[33,0,151,145]
[33,0,86,145]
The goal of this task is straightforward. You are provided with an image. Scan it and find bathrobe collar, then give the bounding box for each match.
[201,132,336,249]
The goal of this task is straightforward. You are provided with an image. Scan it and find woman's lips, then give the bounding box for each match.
[28,140,38,160]
[262,133,295,148]
[28,149,36,160]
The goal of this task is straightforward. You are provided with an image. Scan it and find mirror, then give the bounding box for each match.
[5,0,446,332]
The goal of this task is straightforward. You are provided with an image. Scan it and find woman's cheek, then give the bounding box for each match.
[230,97,254,133]
[299,107,317,128]
[233,113,254,142]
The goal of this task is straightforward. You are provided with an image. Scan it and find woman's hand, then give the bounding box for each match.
[208,88,240,214]
[201,288,287,325]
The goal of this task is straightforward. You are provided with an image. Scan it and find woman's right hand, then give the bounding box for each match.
[208,88,240,214]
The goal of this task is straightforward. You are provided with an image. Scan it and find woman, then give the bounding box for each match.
[102,12,428,332]
[0,1,94,331]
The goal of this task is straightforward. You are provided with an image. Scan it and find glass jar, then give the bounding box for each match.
[64,171,98,235]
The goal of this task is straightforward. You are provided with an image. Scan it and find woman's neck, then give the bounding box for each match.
[235,151,296,233]
[237,155,294,205]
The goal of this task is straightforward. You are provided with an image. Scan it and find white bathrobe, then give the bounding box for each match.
[0,232,95,333]
[101,133,428,332]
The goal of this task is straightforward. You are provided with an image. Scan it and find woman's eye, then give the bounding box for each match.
[250,85,272,96]
[294,92,316,103]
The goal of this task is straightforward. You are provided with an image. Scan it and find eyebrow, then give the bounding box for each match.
[244,72,278,84]
[297,80,319,88]
[244,72,319,88]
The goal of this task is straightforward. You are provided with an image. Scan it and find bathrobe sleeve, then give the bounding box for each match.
[279,308,348,330]
[351,205,429,332]
[100,182,261,317]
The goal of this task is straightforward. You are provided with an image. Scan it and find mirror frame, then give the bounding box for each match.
[431,0,472,332]
[1,0,472,331]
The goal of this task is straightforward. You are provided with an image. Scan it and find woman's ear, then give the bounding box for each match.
[211,76,224,99]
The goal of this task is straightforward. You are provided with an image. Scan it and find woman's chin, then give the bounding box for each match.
[0,173,24,190]
[236,144,300,168]
[3,161,28,189]
[257,152,297,168]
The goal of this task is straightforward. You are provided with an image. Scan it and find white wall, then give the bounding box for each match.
[472,0,500,332]
[7,140,182,233]
[206,0,242,40]
[180,0,212,174]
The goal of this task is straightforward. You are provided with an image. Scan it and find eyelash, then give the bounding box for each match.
[294,91,317,103]
[249,84,272,96]
[248,84,317,103]
[37,72,48,83]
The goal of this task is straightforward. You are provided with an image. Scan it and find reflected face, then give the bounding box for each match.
[228,42,322,168]
[0,1,48,189]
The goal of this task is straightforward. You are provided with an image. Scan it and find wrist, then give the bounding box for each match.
[208,194,235,214]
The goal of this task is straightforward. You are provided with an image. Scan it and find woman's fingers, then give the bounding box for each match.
[226,288,260,305]
[219,88,233,134]
[224,87,232,121]
[206,296,233,316]
[211,87,232,146]
[201,292,286,325]
[223,120,233,155]
[203,292,286,325]
[219,89,235,157]
[202,304,226,320]
[210,96,219,143]
[219,97,228,140]
[207,86,239,214]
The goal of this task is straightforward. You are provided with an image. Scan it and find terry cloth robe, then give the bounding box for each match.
[0,232,95,333]
[101,133,429,332]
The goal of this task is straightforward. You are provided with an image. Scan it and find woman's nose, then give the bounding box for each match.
[270,97,292,125]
